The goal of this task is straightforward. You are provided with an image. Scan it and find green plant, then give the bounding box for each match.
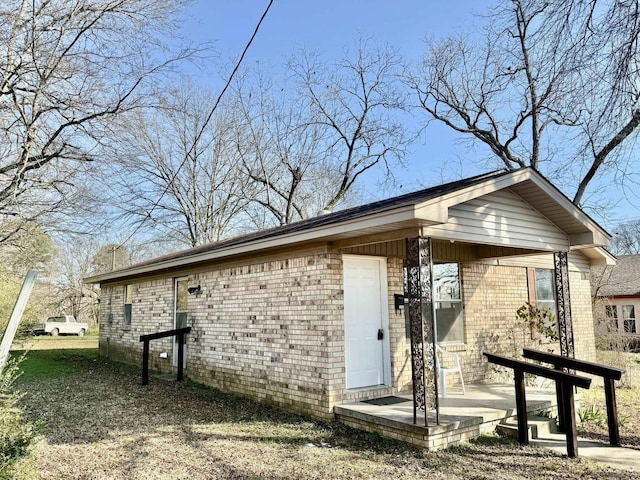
[515,302,559,343]
[617,414,630,427]
[534,409,553,419]
[14,349,96,383]
[0,355,36,479]
[578,404,606,426]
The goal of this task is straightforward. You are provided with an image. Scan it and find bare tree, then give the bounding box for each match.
[231,69,327,227]
[291,40,410,212]
[55,239,102,325]
[0,220,57,330]
[0,0,195,242]
[90,244,133,275]
[0,220,56,277]
[230,40,410,228]
[111,82,250,247]
[609,220,640,254]
[409,0,640,208]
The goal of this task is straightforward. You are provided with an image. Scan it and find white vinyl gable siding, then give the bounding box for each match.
[422,190,569,251]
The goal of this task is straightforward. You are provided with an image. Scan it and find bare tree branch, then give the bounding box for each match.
[410,0,640,209]
[0,0,197,239]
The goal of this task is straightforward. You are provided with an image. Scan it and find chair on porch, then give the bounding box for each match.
[436,344,466,398]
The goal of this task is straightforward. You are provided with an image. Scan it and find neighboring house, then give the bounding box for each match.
[85,167,613,424]
[593,254,640,335]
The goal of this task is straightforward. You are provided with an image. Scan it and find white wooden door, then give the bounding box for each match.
[343,255,389,389]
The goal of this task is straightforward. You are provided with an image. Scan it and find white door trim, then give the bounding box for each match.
[343,254,391,389]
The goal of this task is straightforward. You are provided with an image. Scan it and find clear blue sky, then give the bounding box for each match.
[180,1,638,229]
[183,1,482,62]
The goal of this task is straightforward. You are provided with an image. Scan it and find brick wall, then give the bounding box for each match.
[98,250,413,420]
[456,262,596,383]
[184,252,345,419]
[458,263,530,382]
[570,270,597,362]
[98,249,596,420]
[387,257,413,393]
[99,278,175,372]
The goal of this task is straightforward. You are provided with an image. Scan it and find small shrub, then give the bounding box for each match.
[578,405,606,426]
[535,409,553,419]
[0,356,35,479]
[515,302,559,343]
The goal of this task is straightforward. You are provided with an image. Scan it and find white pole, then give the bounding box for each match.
[0,270,38,368]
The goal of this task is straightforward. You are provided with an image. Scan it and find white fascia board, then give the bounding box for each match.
[416,169,533,213]
[413,203,449,223]
[86,203,444,284]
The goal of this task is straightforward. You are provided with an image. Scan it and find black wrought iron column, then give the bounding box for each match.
[404,236,439,426]
[554,252,575,359]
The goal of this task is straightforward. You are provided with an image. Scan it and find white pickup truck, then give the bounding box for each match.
[34,315,88,336]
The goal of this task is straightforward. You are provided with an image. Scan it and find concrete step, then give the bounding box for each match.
[497,415,557,440]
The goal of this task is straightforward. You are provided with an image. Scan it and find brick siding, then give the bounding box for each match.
[98,249,596,421]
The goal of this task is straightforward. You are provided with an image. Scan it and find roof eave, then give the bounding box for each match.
[85,204,445,284]
[575,246,616,266]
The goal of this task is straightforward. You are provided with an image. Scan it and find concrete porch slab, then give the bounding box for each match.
[334,383,556,449]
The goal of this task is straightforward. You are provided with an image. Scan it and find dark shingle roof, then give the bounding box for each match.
[594,255,640,297]
[111,168,510,271]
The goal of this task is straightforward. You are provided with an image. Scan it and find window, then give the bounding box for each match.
[433,263,464,344]
[526,268,558,341]
[175,278,188,343]
[605,305,618,332]
[622,305,636,333]
[534,269,556,318]
[123,285,132,326]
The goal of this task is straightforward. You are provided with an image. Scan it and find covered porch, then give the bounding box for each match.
[334,168,614,446]
[335,383,557,450]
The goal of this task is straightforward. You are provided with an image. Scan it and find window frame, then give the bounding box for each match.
[527,268,559,341]
[533,269,557,317]
[174,277,189,340]
[433,262,465,345]
[123,284,133,327]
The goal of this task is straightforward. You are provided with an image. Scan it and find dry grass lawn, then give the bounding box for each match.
[8,341,639,480]
[14,334,98,351]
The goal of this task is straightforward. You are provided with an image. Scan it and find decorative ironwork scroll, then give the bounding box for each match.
[404,236,439,426]
[554,252,575,359]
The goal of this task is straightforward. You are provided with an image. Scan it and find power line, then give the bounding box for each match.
[117,0,275,249]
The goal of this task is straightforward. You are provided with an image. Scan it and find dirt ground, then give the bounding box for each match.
[9,340,638,480]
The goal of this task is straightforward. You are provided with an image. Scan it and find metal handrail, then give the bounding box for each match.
[139,327,192,385]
